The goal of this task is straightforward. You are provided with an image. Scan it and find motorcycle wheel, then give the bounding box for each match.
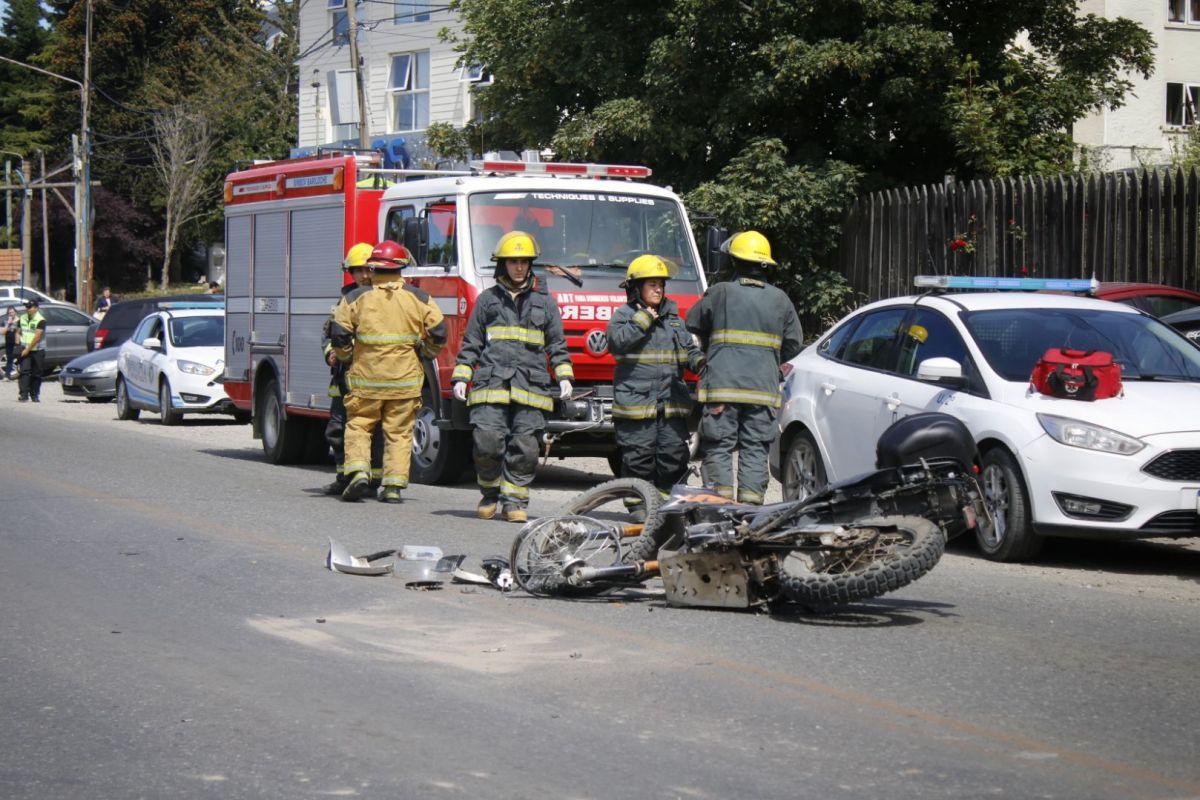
[560,478,664,564]
[778,515,944,608]
[509,515,623,597]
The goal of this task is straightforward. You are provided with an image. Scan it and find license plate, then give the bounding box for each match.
[62,377,74,386]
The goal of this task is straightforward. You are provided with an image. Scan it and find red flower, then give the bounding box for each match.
[1020,265,1028,276]
[950,238,968,252]
[1008,218,1016,226]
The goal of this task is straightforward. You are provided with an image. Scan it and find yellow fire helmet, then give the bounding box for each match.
[343,242,375,270]
[721,230,778,267]
[621,254,675,287]
[492,230,540,261]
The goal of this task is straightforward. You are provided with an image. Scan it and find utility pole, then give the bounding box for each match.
[80,0,94,312]
[4,161,10,255]
[40,151,49,292]
[21,158,31,288]
[347,0,369,148]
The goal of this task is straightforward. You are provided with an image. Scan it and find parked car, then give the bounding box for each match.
[88,293,213,352]
[115,305,246,425]
[1158,306,1200,343]
[1093,281,1200,317]
[59,348,120,402]
[0,283,70,308]
[4,303,96,374]
[771,276,1200,562]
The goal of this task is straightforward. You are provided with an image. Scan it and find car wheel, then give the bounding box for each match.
[977,447,1043,561]
[159,379,180,426]
[259,376,305,464]
[781,428,827,501]
[115,377,139,421]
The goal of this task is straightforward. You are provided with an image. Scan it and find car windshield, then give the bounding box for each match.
[168,316,223,348]
[466,190,701,290]
[964,307,1200,382]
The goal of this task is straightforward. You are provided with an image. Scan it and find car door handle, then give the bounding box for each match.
[886,392,901,410]
[820,381,836,396]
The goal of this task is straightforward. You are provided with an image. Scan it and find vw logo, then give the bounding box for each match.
[586,329,608,357]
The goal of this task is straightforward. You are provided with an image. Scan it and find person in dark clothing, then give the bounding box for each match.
[452,231,573,523]
[2,306,18,379]
[686,231,803,504]
[607,255,704,507]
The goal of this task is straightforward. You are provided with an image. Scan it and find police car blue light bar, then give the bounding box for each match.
[914,275,1099,293]
[157,301,226,310]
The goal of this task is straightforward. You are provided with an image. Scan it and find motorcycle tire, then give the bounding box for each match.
[560,478,664,565]
[778,515,944,608]
[509,515,623,597]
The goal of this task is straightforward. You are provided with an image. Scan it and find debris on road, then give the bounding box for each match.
[327,538,396,576]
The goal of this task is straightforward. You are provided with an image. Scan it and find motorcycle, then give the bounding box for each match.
[510,412,992,610]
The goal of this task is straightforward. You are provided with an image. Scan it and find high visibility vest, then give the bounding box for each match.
[18,311,45,351]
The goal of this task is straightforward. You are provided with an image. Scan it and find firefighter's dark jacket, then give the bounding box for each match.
[686,276,803,408]
[607,298,703,420]
[451,279,573,411]
[329,278,447,400]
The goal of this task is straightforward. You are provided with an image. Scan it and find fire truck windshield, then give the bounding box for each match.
[467,190,700,289]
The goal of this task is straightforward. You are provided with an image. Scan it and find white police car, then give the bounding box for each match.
[770,276,1200,561]
[115,303,246,425]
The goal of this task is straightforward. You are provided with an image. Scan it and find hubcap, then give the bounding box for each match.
[263,394,279,445]
[785,440,822,500]
[411,405,440,467]
[980,464,1009,547]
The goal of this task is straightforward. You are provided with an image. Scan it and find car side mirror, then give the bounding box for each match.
[704,226,730,277]
[144,336,163,351]
[917,356,966,388]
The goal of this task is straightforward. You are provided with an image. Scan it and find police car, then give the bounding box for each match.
[115,303,247,425]
[770,276,1200,561]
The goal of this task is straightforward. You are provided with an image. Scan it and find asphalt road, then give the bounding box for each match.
[2,381,1199,799]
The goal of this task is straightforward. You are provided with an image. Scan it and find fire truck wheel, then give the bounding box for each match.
[259,376,306,465]
[410,381,469,484]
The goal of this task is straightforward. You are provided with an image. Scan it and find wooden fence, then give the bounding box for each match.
[835,167,1200,303]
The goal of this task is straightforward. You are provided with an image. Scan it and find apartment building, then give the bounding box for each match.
[294,1,484,161]
[1074,0,1200,169]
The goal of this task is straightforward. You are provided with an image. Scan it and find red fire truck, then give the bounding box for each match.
[222,152,720,484]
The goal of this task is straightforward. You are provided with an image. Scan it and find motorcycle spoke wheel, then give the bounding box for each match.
[779,515,945,608]
[561,478,665,564]
[509,516,623,597]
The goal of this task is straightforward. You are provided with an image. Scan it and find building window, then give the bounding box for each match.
[1169,0,1200,22]
[1166,83,1199,126]
[329,69,360,141]
[395,0,431,24]
[460,64,493,86]
[332,9,349,45]
[389,51,430,132]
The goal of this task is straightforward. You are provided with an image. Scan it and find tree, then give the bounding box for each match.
[450,0,1154,295]
[0,0,52,154]
[150,104,219,290]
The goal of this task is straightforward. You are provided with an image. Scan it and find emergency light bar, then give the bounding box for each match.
[157,301,225,310]
[468,160,652,179]
[914,275,1099,294]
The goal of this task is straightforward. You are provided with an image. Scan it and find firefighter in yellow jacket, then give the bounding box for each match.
[330,241,447,502]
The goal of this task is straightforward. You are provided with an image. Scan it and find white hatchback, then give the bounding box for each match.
[115,305,246,425]
[770,280,1200,561]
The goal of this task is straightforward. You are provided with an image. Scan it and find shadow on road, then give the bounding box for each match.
[199,447,274,464]
[948,534,1200,585]
[771,597,958,627]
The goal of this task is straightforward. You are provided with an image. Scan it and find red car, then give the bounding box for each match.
[1093,282,1200,318]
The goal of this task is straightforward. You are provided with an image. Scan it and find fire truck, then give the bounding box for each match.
[222,152,722,484]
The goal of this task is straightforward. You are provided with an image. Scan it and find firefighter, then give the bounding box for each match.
[330,240,447,503]
[451,231,573,523]
[607,255,704,506]
[686,231,803,504]
[320,242,383,496]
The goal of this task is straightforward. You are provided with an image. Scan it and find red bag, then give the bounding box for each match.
[1030,348,1122,400]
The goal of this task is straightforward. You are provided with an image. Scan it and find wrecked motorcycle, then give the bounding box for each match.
[510,412,991,610]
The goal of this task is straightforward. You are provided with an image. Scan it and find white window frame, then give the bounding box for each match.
[327,0,346,8]
[388,51,430,132]
[1166,82,1200,127]
[394,0,431,24]
[459,64,493,86]
[1171,0,1200,23]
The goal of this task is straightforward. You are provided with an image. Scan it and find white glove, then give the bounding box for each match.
[559,380,573,400]
[453,382,468,402]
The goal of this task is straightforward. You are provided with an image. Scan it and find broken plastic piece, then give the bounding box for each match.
[400,545,444,561]
[327,537,396,576]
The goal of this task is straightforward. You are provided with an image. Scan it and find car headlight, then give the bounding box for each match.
[176,359,216,376]
[83,360,117,374]
[1037,413,1144,455]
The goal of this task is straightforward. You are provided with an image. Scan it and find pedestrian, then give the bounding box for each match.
[607,255,704,514]
[206,281,222,295]
[15,298,47,403]
[2,306,18,379]
[686,231,803,504]
[321,243,384,496]
[451,231,573,523]
[95,287,114,317]
[330,241,447,503]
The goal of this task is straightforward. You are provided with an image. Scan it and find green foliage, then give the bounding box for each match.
[425,121,471,162]
[685,138,862,331]
[1172,126,1200,173]
[0,0,52,154]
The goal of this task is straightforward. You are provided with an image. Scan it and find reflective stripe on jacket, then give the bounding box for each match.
[330,278,447,400]
[453,280,572,410]
[607,299,703,420]
[686,277,803,408]
[18,311,45,351]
